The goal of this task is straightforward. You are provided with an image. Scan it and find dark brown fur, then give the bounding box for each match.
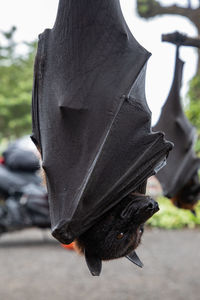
[75,193,159,261]
[171,174,200,211]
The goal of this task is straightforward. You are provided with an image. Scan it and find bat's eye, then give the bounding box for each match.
[116,232,124,239]
[139,226,144,234]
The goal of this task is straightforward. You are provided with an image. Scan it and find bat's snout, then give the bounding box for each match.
[137,197,159,223]
[120,195,159,220]
[146,197,159,213]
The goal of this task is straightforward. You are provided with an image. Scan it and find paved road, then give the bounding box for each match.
[0,228,200,300]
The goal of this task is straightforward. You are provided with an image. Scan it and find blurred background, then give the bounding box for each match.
[0,0,200,299]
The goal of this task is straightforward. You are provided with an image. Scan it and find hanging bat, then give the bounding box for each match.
[31,0,172,275]
[154,47,200,212]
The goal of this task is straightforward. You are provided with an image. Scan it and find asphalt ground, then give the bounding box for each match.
[0,228,200,300]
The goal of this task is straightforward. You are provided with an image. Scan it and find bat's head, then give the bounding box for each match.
[75,193,159,276]
[171,192,199,212]
[171,180,200,213]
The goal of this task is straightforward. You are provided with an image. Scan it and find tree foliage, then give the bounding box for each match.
[186,75,200,154]
[0,27,36,141]
[137,0,161,18]
[147,197,200,229]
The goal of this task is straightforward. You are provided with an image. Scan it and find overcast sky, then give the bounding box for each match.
[0,0,198,124]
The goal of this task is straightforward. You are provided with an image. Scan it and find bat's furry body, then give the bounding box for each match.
[74,193,159,275]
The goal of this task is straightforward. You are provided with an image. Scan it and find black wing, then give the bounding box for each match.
[32,0,172,244]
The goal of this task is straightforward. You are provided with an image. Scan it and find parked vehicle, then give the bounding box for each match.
[0,137,50,234]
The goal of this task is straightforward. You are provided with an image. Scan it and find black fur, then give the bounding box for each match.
[75,193,159,275]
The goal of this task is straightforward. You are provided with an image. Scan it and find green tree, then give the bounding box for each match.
[186,75,200,154]
[0,27,36,141]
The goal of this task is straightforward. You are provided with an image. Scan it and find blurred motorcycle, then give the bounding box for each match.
[0,137,50,234]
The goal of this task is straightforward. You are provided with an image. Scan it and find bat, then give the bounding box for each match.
[154,46,200,211]
[31,0,172,274]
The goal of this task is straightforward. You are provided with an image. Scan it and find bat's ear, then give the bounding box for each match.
[84,249,102,276]
[190,209,197,216]
[126,251,143,268]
